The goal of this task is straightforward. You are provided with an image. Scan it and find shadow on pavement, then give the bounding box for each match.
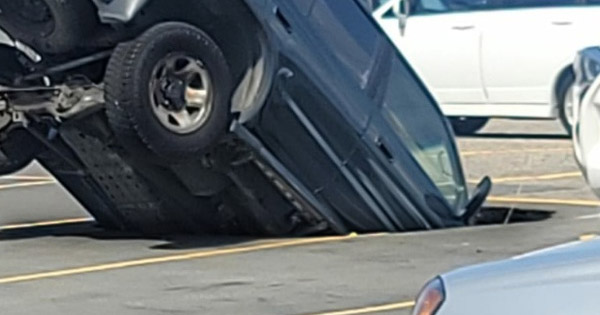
[460,133,570,140]
[0,222,136,241]
[0,207,555,249]
[149,236,257,250]
[0,222,256,250]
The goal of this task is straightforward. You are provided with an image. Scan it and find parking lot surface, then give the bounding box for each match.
[2,119,600,315]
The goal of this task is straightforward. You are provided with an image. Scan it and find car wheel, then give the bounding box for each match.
[0,0,97,54]
[449,117,489,136]
[105,22,232,163]
[558,73,576,136]
[0,128,40,176]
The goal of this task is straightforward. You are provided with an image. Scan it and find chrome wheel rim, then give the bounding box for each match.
[149,54,214,134]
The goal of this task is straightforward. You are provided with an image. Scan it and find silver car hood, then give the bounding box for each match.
[438,238,600,315]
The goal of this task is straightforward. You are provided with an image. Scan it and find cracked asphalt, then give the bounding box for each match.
[1,119,600,315]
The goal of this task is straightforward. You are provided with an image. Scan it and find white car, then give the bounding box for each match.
[373,0,600,134]
[572,47,600,198]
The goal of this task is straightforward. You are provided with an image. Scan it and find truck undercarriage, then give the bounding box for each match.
[0,0,332,236]
[1,82,328,236]
[0,0,489,236]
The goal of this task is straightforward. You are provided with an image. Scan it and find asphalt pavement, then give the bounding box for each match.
[2,119,600,315]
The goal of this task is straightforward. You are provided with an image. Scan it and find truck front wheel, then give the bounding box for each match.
[105,22,232,163]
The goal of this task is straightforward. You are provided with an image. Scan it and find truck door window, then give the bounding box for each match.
[287,0,316,15]
[310,0,378,88]
[380,58,467,209]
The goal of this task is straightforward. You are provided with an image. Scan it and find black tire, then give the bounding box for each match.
[0,128,40,175]
[449,117,489,136]
[105,22,232,163]
[558,70,576,136]
[0,0,97,54]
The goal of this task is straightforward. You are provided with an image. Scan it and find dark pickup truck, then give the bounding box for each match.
[0,0,489,236]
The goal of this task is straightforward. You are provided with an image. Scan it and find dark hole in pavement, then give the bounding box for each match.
[475,207,555,225]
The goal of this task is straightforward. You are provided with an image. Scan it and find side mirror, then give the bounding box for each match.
[392,0,410,35]
[462,176,492,225]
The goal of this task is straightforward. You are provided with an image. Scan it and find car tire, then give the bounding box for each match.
[0,128,40,176]
[449,117,489,136]
[558,71,576,136]
[0,0,97,54]
[105,22,232,163]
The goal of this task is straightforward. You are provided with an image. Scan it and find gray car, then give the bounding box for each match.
[413,237,600,315]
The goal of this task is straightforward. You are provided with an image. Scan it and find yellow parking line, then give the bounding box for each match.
[0,234,359,284]
[0,218,92,231]
[468,171,581,184]
[487,195,600,207]
[0,180,55,191]
[579,234,597,241]
[311,301,415,315]
[2,175,55,181]
[535,172,582,180]
[461,147,571,157]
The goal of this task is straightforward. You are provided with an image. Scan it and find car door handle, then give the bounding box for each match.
[552,21,572,26]
[451,25,475,30]
[274,7,293,34]
[376,140,394,161]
